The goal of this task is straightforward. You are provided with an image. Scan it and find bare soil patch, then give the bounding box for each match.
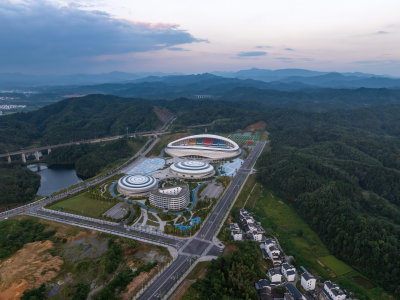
[171,279,195,300]
[154,108,173,123]
[120,267,158,300]
[246,121,266,131]
[0,240,63,299]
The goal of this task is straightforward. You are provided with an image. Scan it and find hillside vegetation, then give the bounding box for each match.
[0,94,161,153]
[45,136,146,178]
[0,162,40,207]
[256,107,400,297]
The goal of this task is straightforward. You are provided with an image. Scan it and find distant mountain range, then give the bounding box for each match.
[0,71,183,88]
[212,68,400,89]
[1,68,400,90]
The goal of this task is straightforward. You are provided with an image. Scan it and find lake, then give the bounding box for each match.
[27,163,82,196]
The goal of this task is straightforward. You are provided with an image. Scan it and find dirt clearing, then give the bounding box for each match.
[0,240,63,300]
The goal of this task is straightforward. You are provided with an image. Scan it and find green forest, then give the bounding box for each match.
[184,242,264,300]
[0,162,40,207]
[0,94,160,153]
[174,101,400,296]
[45,136,146,178]
[0,218,55,259]
[255,107,400,297]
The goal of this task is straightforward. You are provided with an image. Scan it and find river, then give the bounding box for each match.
[27,163,83,196]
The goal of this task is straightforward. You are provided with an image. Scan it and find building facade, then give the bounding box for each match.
[117,175,158,197]
[170,160,215,179]
[149,185,190,211]
[301,272,316,291]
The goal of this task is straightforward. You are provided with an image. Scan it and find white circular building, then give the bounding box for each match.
[165,134,240,160]
[170,160,215,179]
[149,185,190,211]
[117,175,158,197]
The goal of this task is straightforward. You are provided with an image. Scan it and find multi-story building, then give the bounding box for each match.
[149,185,190,210]
[301,272,316,291]
[267,268,282,284]
[230,223,243,241]
[281,263,297,282]
[265,238,282,266]
[323,281,346,300]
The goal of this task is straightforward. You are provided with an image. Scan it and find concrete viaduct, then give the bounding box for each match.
[0,129,169,164]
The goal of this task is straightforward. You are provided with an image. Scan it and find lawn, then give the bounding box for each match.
[48,192,118,218]
[319,255,353,276]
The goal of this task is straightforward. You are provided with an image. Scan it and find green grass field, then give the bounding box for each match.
[48,192,118,218]
[319,255,353,276]
[240,188,390,300]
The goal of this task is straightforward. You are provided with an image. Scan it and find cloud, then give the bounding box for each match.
[353,59,400,65]
[0,0,201,72]
[237,51,267,57]
[255,45,271,49]
[284,47,294,51]
[275,57,293,62]
[167,47,189,51]
[375,30,389,35]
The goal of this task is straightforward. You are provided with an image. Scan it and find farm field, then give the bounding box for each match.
[48,192,118,218]
[319,255,353,276]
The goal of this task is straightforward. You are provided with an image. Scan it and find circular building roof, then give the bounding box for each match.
[170,160,214,175]
[118,175,157,193]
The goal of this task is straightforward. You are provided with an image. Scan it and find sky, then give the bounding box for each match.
[1,0,400,76]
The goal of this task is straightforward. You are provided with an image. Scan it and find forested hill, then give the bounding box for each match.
[0,95,161,152]
[256,107,400,297]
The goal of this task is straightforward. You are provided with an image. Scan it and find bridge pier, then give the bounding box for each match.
[48,148,52,154]
[34,151,40,161]
[7,155,11,164]
[21,153,26,163]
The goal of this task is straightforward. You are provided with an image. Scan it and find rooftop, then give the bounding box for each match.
[301,272,314,281]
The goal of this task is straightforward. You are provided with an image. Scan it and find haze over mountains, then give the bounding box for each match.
[2,68,400,113]
[2,68,400,90]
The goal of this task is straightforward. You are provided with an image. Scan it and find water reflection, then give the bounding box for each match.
[28,163,82,196]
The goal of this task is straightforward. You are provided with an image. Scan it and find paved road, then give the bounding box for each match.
[0,117,175,219]
[26,208,185,248]
[137,141,266,300]
[0,122,266,300]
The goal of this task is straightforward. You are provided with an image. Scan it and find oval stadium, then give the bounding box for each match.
[117,174,158,197]
[170,160,215,179]
[165,134,240,160]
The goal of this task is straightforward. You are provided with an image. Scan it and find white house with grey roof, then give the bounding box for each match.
[265,238,282,266]
[323,281,346,300]
[301,271,316,291]
[239,209,265,242]
[230,223,243,241]
[281,263,297,282]
[267,268,282,284]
